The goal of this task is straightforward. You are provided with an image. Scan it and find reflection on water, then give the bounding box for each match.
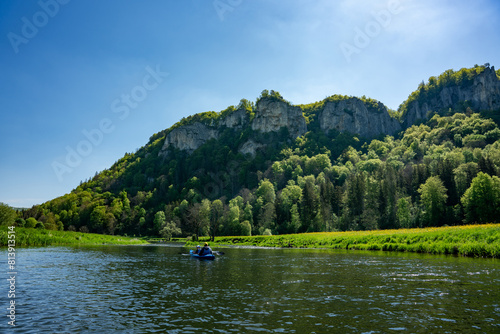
[1,246,499,333]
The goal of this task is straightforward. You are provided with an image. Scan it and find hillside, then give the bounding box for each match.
[15,64,500,239]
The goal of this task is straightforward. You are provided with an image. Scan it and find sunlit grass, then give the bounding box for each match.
[0,226,149,247]
[190,224,500,258]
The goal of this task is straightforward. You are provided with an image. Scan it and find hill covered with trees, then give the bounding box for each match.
[8,64,500,239]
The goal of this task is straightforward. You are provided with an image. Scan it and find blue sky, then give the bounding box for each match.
[1,0,500,208]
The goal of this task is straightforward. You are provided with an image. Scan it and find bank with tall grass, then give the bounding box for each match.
[192,224,500,258]
[0,226,149,247]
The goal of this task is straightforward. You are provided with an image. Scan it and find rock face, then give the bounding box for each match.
[403,67,500,127]
[251,98,307,138]
[219,108,249,129]
[159,67,499,157]
[318,98,401,138]
[238,139,264,157]
[161,122,218,153]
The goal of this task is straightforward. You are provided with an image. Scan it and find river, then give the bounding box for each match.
[1,245,499,333]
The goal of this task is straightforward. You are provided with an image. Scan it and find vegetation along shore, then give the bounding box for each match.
[2,224,499,258]
[0,226,148,247]
[187,224,500,258]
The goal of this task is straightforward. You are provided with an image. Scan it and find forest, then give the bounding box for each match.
[2,65,500,240]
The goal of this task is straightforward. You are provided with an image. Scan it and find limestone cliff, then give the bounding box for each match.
[219,108,249,129]
[402,66,500,127]
[238,139,265,157]
[161,122,218,154]
[251,98,307,139]
[159,65,500,157]
[318,97,401,138]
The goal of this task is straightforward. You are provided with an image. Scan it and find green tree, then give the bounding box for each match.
[89,206,107,233]
[159,221,181,241]
[300,176,319,232]
[461,172,500,224]
[289,204,301,233]
[186,199,211,238]
[256,179,276,204]
[240,220,252,236]
[153,211,166,234]
[25,217,38,228]
[418,176,448,227]
[209,200,224,241]
[0,202,16,225]
[397,197,414,228]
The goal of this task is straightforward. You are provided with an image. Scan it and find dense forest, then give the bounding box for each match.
[3,65,500,239]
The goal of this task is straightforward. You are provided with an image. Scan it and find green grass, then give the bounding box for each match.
[188,224,500,258]
[0,226,149,247]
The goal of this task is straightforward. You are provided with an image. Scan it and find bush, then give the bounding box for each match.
[25,217,38,228]
[15,218,26,227]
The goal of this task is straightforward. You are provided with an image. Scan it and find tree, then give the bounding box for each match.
[256,179,276,204]
[461,172,500,224]
[289,204,301,233]
[0,203,16,226]
[240,220,252,236]
[300,176,319,232]
[153,211,166,234]
[159,221,181,241]
[25,217,38,228]
[186,199,211,239]
[89,206,107,233]
[418,176,448,227]
[209,200,224,241]
[258,202,276,234]
[397,197,414,228]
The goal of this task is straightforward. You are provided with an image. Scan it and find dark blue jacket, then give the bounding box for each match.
[198,246,212,256]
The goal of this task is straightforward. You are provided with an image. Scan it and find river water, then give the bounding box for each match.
[1,245,499,333]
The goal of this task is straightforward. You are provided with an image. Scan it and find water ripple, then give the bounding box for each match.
[1,246,499,333]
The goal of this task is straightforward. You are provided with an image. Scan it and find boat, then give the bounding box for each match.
[190,250,215,260]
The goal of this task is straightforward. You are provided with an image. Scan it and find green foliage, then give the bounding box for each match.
[0,202,16,225]
[461,172,500,224]
[418,176,448,227]
[256,89,288,105]
[201,224,500,258]
[0,226,148,246]
[159,221,181,241]
[25,217,38,228]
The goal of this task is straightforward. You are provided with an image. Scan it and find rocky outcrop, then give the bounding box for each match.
[251,98,307,138]
[219,108,249,129]
[403,67,500,127]
[159,66,499,157]
[238,139,265,157]
[319,98,401,138]
[161,122,218,154]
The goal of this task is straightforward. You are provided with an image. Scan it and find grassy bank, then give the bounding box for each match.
[189,224,500,258]
[0,226,149,247]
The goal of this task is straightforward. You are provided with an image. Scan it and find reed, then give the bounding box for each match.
[189,224,500,258]
[0,227,149,247]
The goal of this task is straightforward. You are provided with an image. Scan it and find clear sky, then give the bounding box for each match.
[1,0,500,208]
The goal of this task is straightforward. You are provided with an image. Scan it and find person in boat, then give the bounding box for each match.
[198,242,212,256]
[194,245,201,254]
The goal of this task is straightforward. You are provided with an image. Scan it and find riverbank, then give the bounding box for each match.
[0,226,149,247]
[188,224,500,258]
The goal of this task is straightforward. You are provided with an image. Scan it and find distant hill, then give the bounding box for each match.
[19,64,500,238]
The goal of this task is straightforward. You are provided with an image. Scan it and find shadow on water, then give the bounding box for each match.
[1,245,499,333]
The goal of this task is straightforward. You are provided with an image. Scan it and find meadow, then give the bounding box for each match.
[189,224,500,258]
[0,226,149,247]
[3,224,500,258]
